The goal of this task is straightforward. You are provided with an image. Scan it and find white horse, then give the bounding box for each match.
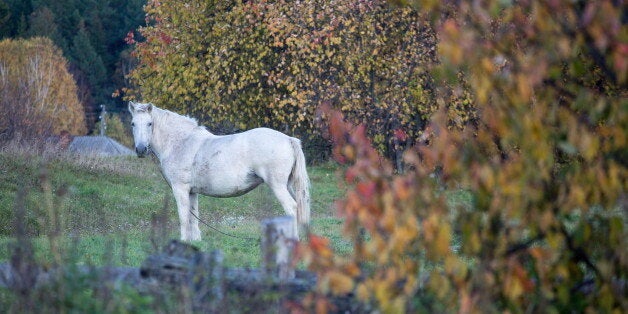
[128,102,310,241]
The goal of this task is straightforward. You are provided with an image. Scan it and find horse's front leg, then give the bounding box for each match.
[189,192,201,240]
[172,185,201,241]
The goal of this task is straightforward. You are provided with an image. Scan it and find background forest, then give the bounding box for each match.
[0,0,144,132]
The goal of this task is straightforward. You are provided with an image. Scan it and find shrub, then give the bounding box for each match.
[298,0,626,312]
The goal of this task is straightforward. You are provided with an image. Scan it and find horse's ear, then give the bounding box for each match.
[146,103,153,113]
[128,101,136,114]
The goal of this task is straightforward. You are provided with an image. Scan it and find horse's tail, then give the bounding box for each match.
[289,138,310,226]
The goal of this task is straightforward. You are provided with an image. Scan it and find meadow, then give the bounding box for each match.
[0,139,349,268]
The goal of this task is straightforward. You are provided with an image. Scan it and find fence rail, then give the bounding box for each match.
[0,216,317,312]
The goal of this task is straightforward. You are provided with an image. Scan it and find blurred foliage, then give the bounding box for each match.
[127,0,474,161]
[0,37,86,138]
[298,0,626,313]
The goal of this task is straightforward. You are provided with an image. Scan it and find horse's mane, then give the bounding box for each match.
[153,106,200,131]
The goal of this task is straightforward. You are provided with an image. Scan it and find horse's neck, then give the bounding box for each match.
[150,108,200,160]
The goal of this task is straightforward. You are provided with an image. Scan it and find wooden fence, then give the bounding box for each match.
[0,216,322,312]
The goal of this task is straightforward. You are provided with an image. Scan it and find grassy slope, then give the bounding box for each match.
[0,148,347,268]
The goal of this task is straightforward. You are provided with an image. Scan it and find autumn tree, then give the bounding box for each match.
[0,37,86,138]
[299,0,626,313]
[0,0,146,128]
[128,0,446,161]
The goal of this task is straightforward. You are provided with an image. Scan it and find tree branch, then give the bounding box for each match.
[559,223,602,279]
[504,233,546,257]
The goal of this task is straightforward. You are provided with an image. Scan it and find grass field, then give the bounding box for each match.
[0,141,348,268]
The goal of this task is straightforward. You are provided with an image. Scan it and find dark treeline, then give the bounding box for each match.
[0,0,145,131]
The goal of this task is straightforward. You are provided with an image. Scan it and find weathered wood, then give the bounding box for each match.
[0,218,317,312]
[139,240,200,285]
[188,249,223,312]
[261,216,298,281]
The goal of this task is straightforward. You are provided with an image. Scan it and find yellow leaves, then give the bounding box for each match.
[356,282,369,301]
[356,268,413,314]
[569,186,587,208]
[578,131,600,161]
[435,222,452,257]
[481,57,496,74]
[379,296,406,314]
[505,273,525,300]
[504,259,534,301]
[539,209,555,232]
[137,0,437,145]
[444,255,468,284]
[516,74,533,102]
[380,197,397,231]
[423,213,452,259]
[428,273,451,300]
[326,270,354,295]
[546,231,563,249]
[471,57,499,105]
[328,36,342,45]
[391,221,419,253]
[0,37,86,136]
[467,228,482,253]
[475,164,496,191]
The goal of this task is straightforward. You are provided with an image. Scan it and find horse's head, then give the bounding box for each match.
[128,101,154,158]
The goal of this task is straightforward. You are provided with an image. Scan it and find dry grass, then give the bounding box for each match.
[0,135,148,177]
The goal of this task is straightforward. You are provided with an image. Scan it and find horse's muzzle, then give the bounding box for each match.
[135,144,149,158]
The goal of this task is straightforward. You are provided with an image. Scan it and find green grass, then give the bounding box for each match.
[0,143,347,268]
[0,141,482,312]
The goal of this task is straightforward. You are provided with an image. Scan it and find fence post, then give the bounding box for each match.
[188,250,223,312]
[261,216,297,281]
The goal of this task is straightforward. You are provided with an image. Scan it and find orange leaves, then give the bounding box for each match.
[438,20,463,66]
[0,37,86,136]
[309,234,331,257]
[301,107,430,311]
[356,181,376,198]
[298,234,334,270]
[612,43,628,84]
[313,0,624,312]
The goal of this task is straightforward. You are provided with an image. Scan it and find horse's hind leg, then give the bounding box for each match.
[266,180,299,237]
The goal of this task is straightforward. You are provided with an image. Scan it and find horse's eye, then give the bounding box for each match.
[131,122,135,127]
[148,122,152,127]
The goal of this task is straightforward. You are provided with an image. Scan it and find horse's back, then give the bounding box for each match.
[242,127,295,142]
[229,127,296,152]
[237,127,297,164]
[172,127,298,171]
